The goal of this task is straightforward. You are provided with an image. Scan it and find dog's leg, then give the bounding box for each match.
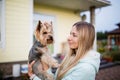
[36,47,46,55]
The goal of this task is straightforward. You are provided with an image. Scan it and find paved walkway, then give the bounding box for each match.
[96,65,120,80]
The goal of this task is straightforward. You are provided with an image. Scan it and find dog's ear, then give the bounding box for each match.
[44,21,53,29]
[36,20,42,32]
[34,20,42,41]
[50,21,53,31]
[39,20,42,24]
[50,21,52,25]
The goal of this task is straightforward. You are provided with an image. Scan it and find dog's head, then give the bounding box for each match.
[34,20,54,46]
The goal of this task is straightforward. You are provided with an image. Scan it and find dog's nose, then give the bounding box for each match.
[47,35,54,44]
[49,36,53,40]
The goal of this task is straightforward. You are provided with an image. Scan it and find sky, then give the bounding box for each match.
[81,0,120,32]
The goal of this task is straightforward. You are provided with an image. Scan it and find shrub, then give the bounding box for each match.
[103,50,120,62]
[97,47,105,53]
[110,51,120,61]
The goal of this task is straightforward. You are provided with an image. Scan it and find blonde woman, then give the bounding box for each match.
[28,21,100,80]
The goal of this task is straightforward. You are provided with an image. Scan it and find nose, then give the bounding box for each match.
[49,35,53,40]
[67,35,72,41]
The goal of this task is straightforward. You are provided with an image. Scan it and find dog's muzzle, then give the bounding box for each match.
[47,35,54,44]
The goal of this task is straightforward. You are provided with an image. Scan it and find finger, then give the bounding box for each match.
[28,61,35,69]
[30,60,35,66]
[28,61,35,72]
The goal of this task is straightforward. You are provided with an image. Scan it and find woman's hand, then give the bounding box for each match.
[28,61,35,77]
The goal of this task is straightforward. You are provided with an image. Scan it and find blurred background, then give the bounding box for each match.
[0,0,120,80]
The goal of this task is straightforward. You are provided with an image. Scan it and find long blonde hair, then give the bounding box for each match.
[56,21,95,80]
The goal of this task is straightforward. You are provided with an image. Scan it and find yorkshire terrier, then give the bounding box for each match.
[28,20,59,80]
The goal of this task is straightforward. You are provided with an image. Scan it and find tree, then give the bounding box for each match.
[97,31,107,40]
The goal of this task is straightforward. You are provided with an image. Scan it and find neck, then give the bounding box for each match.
[35,40,46,47]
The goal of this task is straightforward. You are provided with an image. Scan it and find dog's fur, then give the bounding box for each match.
[28,20,59,80]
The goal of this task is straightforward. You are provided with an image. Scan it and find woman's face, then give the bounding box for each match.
[67,26,79,49]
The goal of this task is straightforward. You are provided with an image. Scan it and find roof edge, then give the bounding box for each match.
[96,0,111,5]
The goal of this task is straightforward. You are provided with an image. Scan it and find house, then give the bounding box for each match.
[0,0,110,78]
[107,23,120,50]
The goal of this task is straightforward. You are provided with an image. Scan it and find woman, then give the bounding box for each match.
[28,21,100,80]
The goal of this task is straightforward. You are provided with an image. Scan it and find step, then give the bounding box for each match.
[100,60,108,65]
[100,62,116,69]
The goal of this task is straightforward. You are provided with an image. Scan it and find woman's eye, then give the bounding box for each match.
[73,33,78,37]
[73,34,77,37]
[70,32,78,37]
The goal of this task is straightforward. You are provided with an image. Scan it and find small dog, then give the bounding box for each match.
[28,20,59,80]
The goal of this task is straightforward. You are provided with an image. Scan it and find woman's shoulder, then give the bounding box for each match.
[65,62,95,75]
[87,49,101,57]
[74,61,95,70]
[62,63,96,80]
[79,49,100,61]
[77,62,95,69]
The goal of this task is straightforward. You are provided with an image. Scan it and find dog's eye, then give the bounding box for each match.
[43,32,47,35]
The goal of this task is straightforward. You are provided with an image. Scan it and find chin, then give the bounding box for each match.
[70,47,75,49]
[70,46,77,49]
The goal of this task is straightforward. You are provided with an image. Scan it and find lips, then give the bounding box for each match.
[68,41,72,45]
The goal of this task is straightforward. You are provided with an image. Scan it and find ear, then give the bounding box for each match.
[50,21,52,25]
[36,20,42,32]
[34,20,42,41]
[39,20,42,24]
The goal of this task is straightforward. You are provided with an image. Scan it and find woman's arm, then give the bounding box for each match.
[28,61,55,80]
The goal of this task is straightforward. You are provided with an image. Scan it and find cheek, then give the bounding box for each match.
[69,39,79,49]
[74,40,78,48]
[69,43,78,49]
[75,37,79,47]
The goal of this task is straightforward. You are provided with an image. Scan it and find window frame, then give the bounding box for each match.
[0,0,5,48]
[33,13,56,54]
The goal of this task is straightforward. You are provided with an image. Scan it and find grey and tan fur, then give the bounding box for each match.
[28,20,59,80]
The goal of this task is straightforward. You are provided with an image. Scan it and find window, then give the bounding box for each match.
[0,0,5,48]
[33,13,56,54]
